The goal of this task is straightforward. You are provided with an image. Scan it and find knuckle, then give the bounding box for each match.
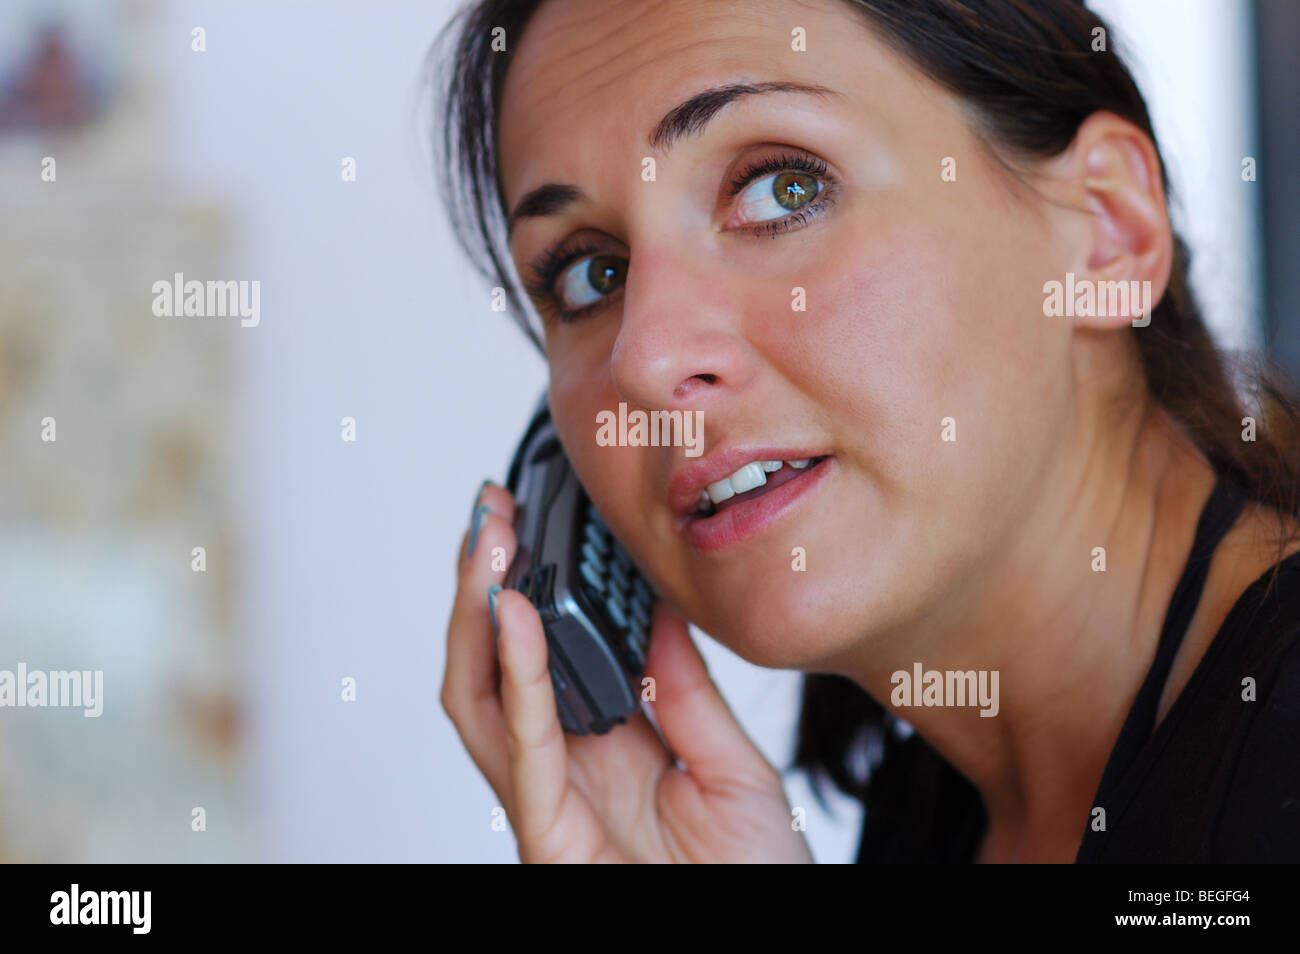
[517,822,562,864]
[535,712,566,752]
[537,812,581,864]
[502,713,527,754]
[746,761,783,794]
[439,682,463,724]
[504,708,563,765]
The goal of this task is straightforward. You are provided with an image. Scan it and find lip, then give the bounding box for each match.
[668,445,832,519]
[670,452,834,552]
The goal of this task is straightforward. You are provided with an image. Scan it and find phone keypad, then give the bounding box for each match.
[579,504,654,672]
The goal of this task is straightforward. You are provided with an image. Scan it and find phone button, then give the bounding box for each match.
[606,597,629,630]
[549,665,569,691]
[581,540,606,572]
[625,635,646,670]
[579,561,604,593]
[584,521,609,552]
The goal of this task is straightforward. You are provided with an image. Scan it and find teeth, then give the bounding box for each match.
[701,458,819,505]
[707,462,763,503]
[729,462,768,494]
[706,476,736,503]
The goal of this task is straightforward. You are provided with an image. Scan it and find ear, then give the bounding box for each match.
[1054,111,1173,330]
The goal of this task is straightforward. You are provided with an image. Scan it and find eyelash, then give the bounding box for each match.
[523,151,839,325]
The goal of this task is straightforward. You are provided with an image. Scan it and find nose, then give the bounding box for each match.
[608,244,757,412]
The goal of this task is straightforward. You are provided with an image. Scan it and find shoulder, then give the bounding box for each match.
[1210,555,1300,861]
[1157,500,1300,728]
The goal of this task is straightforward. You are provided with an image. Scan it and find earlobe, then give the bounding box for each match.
[1066,113,1172,330]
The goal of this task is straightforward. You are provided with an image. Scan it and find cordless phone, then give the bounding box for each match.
[503,395,656,735]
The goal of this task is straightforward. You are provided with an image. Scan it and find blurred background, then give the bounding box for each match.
[0,0,1293,862]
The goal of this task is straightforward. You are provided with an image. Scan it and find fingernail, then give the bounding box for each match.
[487,584,502,633]
[470,478,493,522]
[467,503,492,557]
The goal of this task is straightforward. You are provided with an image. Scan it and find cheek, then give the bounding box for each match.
[754,223,965,490]
[551,376,618,505]
[550,377,665,557]
[759,211,1065,494]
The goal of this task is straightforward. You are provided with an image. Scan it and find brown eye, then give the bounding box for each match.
[587,255,626,294]
[736,170,822,223]
[773,171,818,211]
[557,252,627,311]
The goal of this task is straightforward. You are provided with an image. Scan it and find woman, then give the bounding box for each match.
[434,0,1300,862]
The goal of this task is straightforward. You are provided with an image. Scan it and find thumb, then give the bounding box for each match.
[643,602,773,787]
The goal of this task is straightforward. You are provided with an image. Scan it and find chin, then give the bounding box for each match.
[733,553,914,670]
[692,579,862,671]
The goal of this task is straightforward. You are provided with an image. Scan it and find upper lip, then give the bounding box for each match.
[668,445,829,519]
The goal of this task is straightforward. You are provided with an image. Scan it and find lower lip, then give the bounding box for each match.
[681,457,834,552]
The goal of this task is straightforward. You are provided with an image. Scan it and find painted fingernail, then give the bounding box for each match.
[467,503,493,557]
[470,478,493,522]
[487,584,502,634]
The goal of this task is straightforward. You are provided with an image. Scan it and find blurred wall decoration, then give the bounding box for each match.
[0,0,249,862]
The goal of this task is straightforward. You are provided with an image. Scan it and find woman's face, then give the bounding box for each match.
[498,0,1075,670]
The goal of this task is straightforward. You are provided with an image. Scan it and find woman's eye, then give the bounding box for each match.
[531,158,831,322]
[556,253,627,312]
[735,170,821,224]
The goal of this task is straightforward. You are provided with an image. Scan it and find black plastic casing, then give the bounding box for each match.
[503,396,654,735]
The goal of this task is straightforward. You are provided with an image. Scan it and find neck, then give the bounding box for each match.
[840,393,1217,855]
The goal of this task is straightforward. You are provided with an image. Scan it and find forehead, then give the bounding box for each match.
[497,0,878,209]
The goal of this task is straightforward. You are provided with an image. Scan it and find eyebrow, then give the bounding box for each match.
[505,80,841,240]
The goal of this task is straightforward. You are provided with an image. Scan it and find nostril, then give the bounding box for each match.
[676,374,718,393]
[667,371,723,402]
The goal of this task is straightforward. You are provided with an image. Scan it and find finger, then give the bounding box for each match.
[441,483,519,805]
[495,587,570,852]
[643,603,775,787]
[455,481,517,565]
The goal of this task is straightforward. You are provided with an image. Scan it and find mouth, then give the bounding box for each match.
[673,454,833,551]
[689,456,830,518]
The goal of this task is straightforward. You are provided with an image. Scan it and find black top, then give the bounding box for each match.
[856,479,1300,863]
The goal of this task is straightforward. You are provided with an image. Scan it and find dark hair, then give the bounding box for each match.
[427,0,1300,860]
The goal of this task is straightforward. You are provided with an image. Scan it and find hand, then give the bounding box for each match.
[442,480,815,863]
